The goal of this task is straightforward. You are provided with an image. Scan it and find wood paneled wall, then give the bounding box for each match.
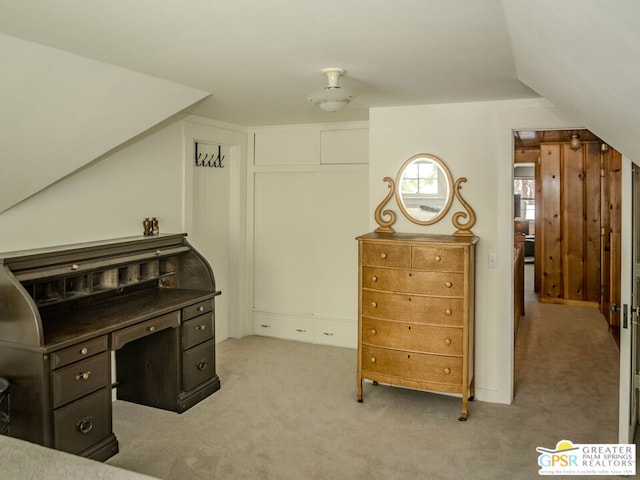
[537,142,602,305]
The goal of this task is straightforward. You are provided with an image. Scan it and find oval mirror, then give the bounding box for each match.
[395,153,454,225]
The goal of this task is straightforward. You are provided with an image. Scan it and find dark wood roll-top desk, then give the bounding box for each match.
[0,233,221,461]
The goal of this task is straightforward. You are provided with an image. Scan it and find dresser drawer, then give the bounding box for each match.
[363,267,464,296]
[362,318,463,355]
[183,340,215,392]
[50,336,108,370]
[182,313,213,350]
[54,387,111,455]
[111,311,179,350]
[362,242,411,268]
[183,299,214,321]
[412,245,465,272]
[52,351,110,408]
[361,290,464,326]
[362,345,462,385]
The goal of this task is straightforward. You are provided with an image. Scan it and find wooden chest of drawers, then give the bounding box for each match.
[356,232,477,420]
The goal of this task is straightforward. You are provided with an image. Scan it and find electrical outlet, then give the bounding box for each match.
[488,253,497,269]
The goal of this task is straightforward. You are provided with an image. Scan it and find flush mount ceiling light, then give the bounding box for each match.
[306,67,358,112]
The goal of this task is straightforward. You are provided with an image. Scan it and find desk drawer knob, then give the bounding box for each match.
[195,324,207,331]
[445,281,453,288]
[148,326,156,332]
[76,371,91,381]
[198,306,204,312]
[370,356,377,364]
[445,338,452,345]
[80,347,89,355]
[434,255,442,262]
[444,368,451,375]
[76,417,93,435]
[371,276,378,282]
[71,264,79,271]
[445,308,452,316]
[380,252,387,259]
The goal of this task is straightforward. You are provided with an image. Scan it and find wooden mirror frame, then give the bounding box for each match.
[374,153,476,237]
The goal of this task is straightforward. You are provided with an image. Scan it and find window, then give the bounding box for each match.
[401,159,440,195]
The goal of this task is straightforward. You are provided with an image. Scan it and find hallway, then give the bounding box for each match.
[513,264,619,446]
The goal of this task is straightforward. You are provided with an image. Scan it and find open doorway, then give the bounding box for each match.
[512,129,622,388]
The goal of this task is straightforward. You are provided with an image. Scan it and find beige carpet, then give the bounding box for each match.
[106,274,620,479]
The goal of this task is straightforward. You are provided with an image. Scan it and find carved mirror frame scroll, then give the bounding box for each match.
[373,153,476,237]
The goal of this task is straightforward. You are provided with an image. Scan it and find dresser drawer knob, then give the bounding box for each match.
[434,255,441,262]
[148,326,156,332]
[371,276,378,282]
[370,329,377,336]
[445,338,452,345]
[445,308,453,316]
[380,252,387,259]
[370,356,377,364]
[196,324,207,331]
[197,360,208,370]
[76,417,93,435]
[71,264,79,271]
[155,249,162,256]
[198,306,204,312]
[75,371,91,381]
[444,368,451,374]
[80,347,89,355]
[445,281,453,288]
[370,301,377,308]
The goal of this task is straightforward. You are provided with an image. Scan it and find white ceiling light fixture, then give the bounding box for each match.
[306,67,358,112]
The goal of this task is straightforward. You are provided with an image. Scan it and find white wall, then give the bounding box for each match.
[369,97,582,404]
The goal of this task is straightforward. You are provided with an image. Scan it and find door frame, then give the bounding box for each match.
[619,158,636,443]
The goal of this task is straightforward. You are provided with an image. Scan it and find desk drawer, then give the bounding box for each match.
[111,311,179,350]
[183,299,213,321]
[50,336,108,370]
[54,387,111,455]
[52,351,110,408]
[182,314,213,350]
[183,340,215,392]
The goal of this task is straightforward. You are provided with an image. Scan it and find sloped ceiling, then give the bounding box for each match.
[503,0,640,161]
[1,0,639,215]
[0,34,209,214]
[0,0,535,126]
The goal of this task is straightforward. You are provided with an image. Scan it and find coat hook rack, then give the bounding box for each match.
[194,142,225,168]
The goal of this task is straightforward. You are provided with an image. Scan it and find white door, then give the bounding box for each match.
[620,160,638,443]
[188,142,231,341]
